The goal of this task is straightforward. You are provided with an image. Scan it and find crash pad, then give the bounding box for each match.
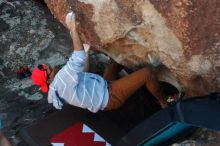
[20,106,125,146]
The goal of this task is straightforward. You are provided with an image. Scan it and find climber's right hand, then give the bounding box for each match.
[65,11,76,32]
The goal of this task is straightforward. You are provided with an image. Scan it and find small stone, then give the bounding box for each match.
[26,92,43,101]
[10,135,20,145]
[29,29,35,34]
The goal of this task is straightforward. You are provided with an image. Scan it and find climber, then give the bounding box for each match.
[31,12,167,113]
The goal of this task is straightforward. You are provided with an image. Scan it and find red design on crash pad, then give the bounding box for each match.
[50,122,111,146]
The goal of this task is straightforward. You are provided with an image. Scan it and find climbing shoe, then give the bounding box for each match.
[166,94,177,106]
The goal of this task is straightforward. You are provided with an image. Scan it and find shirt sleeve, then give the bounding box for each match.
[48,86,63,110]
[67,50,86,72]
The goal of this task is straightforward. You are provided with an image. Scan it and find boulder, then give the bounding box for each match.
[44,0,220,98]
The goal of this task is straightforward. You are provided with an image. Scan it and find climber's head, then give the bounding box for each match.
[31,64,58,92]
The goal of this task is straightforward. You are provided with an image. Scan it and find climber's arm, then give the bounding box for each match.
[83,44,91,72]
[66,12,83,51]
[70,28,83,51]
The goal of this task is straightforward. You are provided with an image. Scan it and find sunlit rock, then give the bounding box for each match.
[44,0,220,98]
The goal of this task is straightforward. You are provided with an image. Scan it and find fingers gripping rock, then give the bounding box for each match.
[65,11,76,30]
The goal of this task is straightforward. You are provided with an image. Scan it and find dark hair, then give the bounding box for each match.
[38,64,45,71]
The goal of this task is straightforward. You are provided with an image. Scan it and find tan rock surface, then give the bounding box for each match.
[44,0,220,98]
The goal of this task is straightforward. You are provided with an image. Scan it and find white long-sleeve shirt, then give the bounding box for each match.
[48,50,109,113]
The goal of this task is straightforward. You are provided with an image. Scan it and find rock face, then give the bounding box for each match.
[44,0,220,98]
